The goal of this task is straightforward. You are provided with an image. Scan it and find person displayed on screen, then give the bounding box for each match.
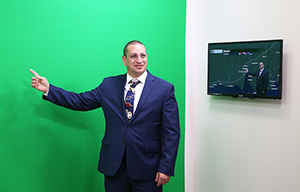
[30,40,180,192]
[245,62,269,95]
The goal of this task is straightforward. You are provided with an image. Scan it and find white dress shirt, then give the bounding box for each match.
[124,70,148,114]
[259,68,264,76]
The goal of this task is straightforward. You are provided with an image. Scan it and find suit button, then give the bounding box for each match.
[123,140,126,144]
[127,125,131,129]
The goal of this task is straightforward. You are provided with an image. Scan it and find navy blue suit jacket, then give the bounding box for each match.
[43,72,180,180]
[248,69,269,93]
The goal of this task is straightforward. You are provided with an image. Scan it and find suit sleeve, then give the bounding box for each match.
[263,71,269,91]
[247,70,258,77]
[43,83,103,111]
[158,84,180,176]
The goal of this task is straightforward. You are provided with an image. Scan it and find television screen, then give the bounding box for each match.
[207,39,283,100]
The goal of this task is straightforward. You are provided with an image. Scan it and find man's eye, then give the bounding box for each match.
[130,55,137,59]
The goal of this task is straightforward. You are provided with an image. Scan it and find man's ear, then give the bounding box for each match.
[122,55,126,66]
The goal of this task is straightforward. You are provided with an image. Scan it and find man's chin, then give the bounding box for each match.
[135,68,145,73]
[135,66,145,70]
[131,69,146,77]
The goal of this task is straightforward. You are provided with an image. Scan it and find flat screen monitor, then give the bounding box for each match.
[207,39,283,100]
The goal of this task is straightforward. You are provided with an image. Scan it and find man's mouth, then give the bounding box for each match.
[135,65,144,68]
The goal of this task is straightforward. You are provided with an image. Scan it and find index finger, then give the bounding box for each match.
[156,177,163,187]
[30,69,40,78]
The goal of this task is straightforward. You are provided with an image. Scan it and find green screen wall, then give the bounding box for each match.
[0,0,186,191]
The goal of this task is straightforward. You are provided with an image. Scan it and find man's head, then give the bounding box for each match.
[259,62,264,70]
[122,40,148,78]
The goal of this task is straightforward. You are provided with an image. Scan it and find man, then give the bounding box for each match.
[30,40,180,192]
[245,62,269,95]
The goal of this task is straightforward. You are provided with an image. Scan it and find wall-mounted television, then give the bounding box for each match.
[207,39,283,100]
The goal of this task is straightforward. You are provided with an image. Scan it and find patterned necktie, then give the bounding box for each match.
[124,79,140,120]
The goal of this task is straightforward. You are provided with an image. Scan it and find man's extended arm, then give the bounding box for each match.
[30,69,102,111]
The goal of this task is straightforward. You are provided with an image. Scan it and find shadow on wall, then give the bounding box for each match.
[0,81,105,191]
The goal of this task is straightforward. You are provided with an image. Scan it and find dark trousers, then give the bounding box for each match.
[256,87,267,95]
[105,154,163,192]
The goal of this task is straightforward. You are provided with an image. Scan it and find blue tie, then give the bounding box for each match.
[124,79,140,120]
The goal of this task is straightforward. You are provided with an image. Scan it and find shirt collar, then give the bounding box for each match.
[126,70,148,85]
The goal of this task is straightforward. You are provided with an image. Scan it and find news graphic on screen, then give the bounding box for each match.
[207,39,283,100]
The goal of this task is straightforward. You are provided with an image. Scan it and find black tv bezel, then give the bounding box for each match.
[207,39,283,100]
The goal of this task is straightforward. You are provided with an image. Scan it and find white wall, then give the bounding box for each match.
[185,0,300,191]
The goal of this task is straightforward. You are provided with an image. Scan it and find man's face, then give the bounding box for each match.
[259,62,264,69]
[122,44,148,78]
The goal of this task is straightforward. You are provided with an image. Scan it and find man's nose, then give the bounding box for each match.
[136,56,143,62]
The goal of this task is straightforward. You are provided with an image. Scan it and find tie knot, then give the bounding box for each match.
[129,79,140,88]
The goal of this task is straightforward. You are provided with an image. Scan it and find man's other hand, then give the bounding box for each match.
[155,172,170,187]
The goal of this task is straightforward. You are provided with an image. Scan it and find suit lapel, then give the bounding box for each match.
[131,72,155,122]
